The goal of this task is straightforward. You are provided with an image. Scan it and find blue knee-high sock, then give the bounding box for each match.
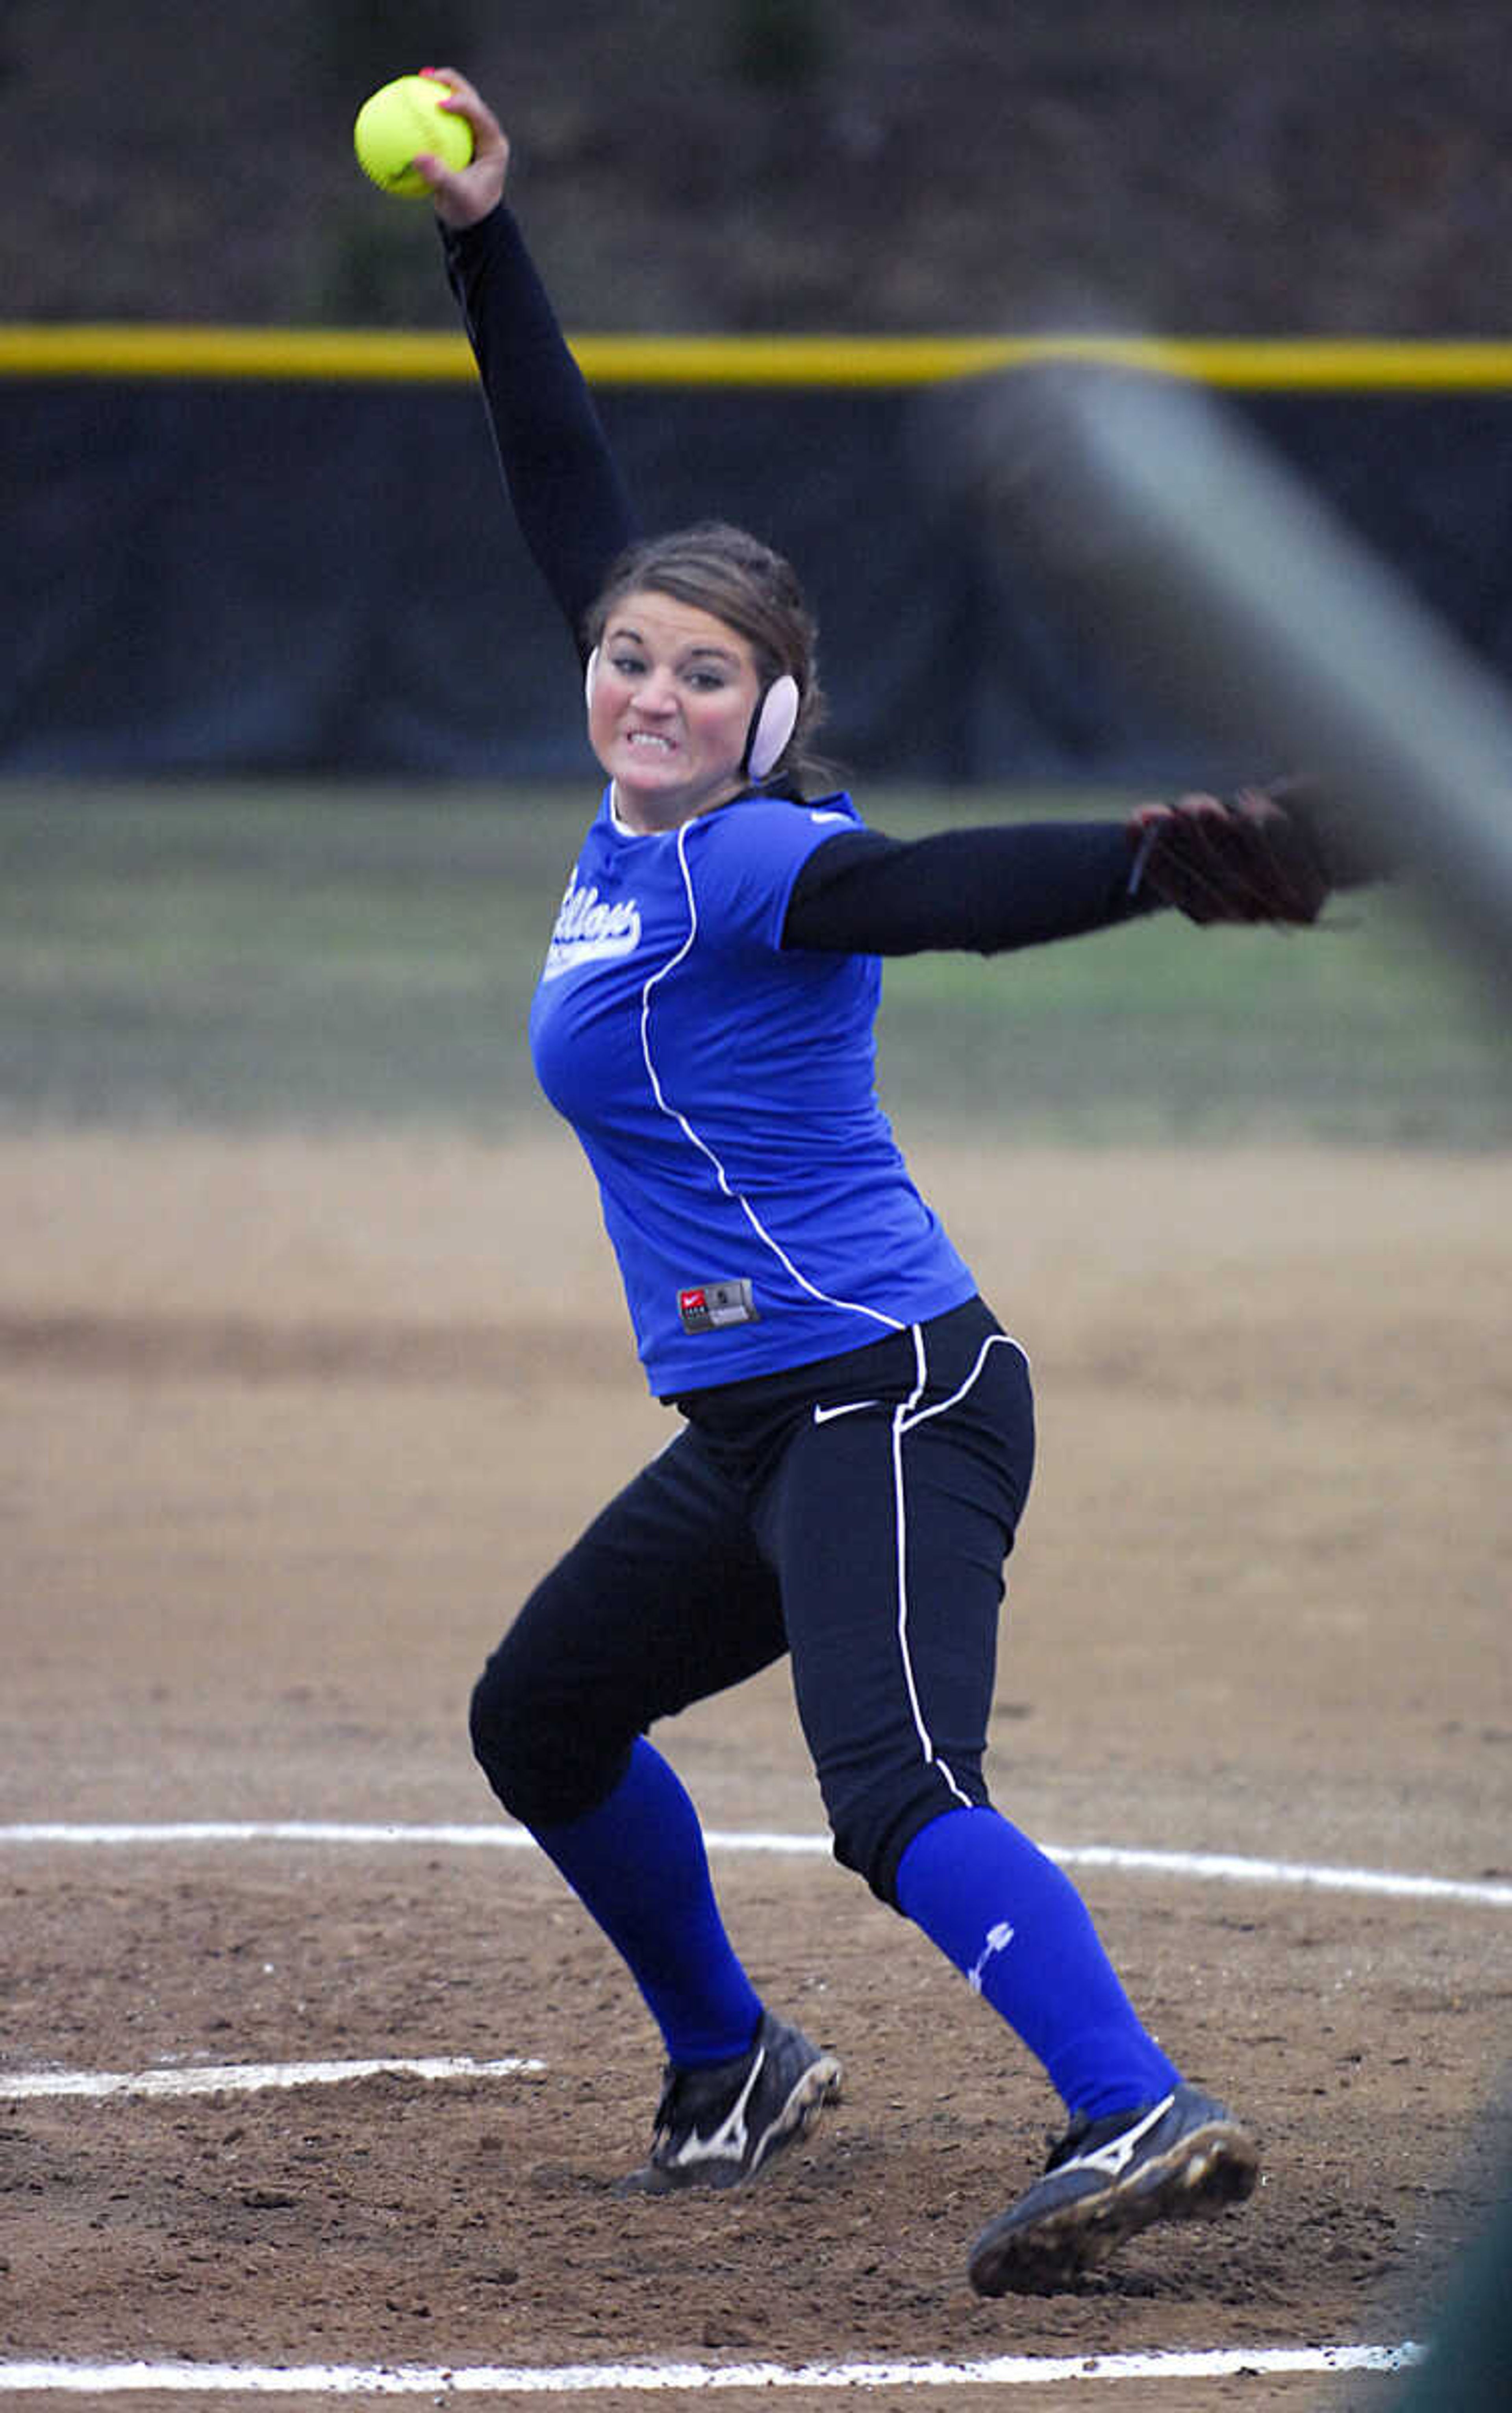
[895,1804,1180,2120]
[530,1737,763,2068]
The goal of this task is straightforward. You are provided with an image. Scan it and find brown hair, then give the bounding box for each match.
[585,520,828,793]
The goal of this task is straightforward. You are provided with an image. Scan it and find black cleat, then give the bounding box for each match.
[619,2010,842,2195]
[968,2082,1260,2296]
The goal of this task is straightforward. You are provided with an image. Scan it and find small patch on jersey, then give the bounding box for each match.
[678,1278,761,1333]
[808,808,850,825]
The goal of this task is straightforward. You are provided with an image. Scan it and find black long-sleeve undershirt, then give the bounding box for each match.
[443,206,637,648]
[445,204,1165,961]
[784,821,1157,953]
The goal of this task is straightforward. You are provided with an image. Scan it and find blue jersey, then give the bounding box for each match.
[529,787,977,1395]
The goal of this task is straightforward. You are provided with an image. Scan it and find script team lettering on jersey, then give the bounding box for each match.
[542,869,643,981]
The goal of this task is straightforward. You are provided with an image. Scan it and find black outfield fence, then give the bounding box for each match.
[7,329,1512,787]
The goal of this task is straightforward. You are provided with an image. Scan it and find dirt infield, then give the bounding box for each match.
[2,1132,1509,2409]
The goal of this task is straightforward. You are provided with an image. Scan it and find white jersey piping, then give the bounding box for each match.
[637,825,906,1336]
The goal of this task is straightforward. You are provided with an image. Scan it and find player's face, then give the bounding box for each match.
[589,591,762,831]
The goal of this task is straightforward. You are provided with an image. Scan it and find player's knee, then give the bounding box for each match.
[827,1771,988,1908]
[468,1646,558,1820]
[467,1640,621,1828]
[468,1649,523,1802]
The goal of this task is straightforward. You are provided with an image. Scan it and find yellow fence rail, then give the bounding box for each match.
[6,324,1512,389]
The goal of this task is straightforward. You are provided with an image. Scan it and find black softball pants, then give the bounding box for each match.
[469,1295,1035,1907]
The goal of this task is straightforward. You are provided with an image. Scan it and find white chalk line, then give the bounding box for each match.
[2,1819,1508,1908]
[0,2344,1425,2396]
[0,1840,1444,2403]
[0,1837,1435,2404]
[0,2054,544,2103]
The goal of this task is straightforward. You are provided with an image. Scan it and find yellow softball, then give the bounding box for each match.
[353,75,474,199]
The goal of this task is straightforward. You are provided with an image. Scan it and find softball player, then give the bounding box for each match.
[416,69,1276,2298]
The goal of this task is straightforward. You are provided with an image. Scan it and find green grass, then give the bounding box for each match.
[2,778,1507,1143]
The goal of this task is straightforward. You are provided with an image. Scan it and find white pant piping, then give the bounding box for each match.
[891,1324,974,1805]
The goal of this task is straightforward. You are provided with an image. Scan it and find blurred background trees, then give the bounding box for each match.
[6,0,1508,334]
